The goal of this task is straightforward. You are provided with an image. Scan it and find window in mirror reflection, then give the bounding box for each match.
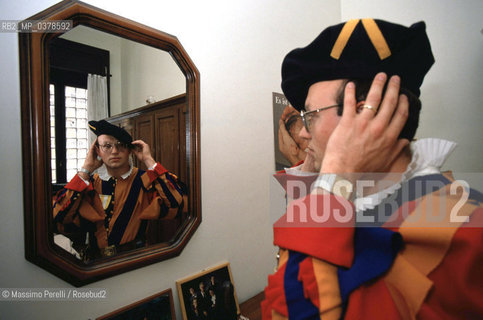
[66,86,87,181]
[50,37,110,189]
[50,85,90,183]
[50,84,57,183]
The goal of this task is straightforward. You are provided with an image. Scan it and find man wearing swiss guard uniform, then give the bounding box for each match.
[262,19,483,319]
[53,120,185,260]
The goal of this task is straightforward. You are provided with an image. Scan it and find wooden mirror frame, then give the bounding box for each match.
[19,0,200,286]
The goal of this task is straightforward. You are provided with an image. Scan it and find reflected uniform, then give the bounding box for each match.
[53,162,185,256]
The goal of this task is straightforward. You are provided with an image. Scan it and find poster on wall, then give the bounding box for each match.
[272,92,307,171]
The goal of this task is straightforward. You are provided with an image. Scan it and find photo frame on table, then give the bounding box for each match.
[97,288,175,320]
[177,262,240,320]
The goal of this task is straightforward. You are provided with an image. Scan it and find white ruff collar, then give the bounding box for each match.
[354,138,457,211]
[97,158,134,181]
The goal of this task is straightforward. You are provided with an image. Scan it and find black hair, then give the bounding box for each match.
[335,78,421,140]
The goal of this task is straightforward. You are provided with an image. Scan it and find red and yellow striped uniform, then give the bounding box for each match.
[262,172,483,319]
[53,163,185,254]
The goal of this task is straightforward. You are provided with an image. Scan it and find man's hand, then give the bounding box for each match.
[321,73,410,179]
[278,119,306,165]
[80,140,103,177]
[131,140,156,168]
[278,105,307,165]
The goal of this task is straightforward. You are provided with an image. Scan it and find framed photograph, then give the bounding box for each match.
[176,262,240,320]
[97,288,175,320]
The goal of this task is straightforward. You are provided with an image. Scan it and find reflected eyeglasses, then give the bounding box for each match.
[300,104,340,132]
[98,141,129,153]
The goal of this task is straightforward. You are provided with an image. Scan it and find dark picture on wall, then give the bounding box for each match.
[176,262,240,320]
[273,92,308,171]
[97,288,175,320]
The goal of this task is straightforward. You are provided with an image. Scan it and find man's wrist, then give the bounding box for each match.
[320,162,362,186]
[148,162,158,171]
[144,158,156,169]
[78,167,91,175]
[81,163,98,174]
[312,173,354,200]
[320,158,359,180]
[77,170,90,181]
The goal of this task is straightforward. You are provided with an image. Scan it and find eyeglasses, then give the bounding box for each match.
[300,104,340,132]
[98,141,129,153]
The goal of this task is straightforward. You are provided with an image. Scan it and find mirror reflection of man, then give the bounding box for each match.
[53,120,186,260]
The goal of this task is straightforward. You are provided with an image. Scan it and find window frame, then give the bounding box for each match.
[49,38,109,191]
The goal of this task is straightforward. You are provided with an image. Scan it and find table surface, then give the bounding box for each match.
[239,291,264,320]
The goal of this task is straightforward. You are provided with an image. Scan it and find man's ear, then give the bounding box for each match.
[94,143,100,155]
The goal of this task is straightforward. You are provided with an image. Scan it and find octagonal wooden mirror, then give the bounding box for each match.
[19,0,200,286]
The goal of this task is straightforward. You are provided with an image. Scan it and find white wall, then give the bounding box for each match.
[120,39,185,112]
[0,0,340,319]
[2,1,480,318]
[60,25,124,115]
[341,0,483,188]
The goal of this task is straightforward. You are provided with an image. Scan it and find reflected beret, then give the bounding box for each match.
[282,18,435,110]
[88,120,133,145]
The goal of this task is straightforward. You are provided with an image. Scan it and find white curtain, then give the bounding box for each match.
[87,74,108,143]
[87,73,108,121]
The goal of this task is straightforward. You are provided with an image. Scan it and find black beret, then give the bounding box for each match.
[88,120,133,145]
[282,19,435,110]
